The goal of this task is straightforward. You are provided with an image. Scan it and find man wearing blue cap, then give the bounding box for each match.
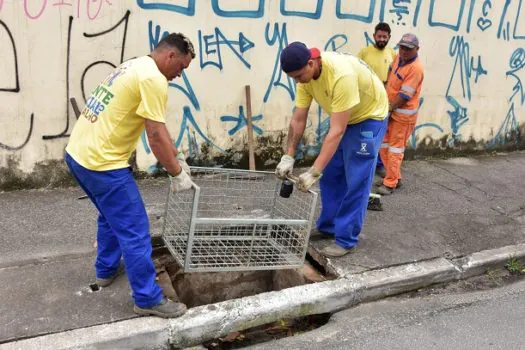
[275,42,388,257]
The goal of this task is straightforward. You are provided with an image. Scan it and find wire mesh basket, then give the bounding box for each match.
[161,167,318,272]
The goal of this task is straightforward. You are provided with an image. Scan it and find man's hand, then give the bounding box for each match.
[297,166,322,192]
[170,170,193,192]
[275,155,295,179]
[176,151,191,176]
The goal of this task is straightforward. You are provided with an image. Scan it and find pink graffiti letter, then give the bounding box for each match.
[24,0,48,20]
[87,0,112,20]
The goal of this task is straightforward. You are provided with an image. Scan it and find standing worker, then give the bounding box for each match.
[357,22,396,177]
[65,33,195,318]
[275,42,388,257]
[376,33,424,195]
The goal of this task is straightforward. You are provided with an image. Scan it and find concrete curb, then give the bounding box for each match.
[3,244,524,350]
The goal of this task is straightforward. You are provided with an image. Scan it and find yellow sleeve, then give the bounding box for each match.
[331,75,360,113]
[357,48,365,60]
[295,83,313,109]
[136,77,168,123]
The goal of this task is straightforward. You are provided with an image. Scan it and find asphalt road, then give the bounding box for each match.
[247,278,525,350]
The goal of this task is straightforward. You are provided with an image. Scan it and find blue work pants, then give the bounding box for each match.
[316,117,387,248]
[65,153,163,308]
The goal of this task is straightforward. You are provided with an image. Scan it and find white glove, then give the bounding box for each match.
[176,151,191,176]
[170,170,193,192]
[297,166,322,192]
[275,155,295,179]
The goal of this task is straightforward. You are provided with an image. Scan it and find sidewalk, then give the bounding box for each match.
[0,152,524,348]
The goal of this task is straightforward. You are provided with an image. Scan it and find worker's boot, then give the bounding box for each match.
[134,298,187,318]
[95,263,125,287]
[320,243,356,257]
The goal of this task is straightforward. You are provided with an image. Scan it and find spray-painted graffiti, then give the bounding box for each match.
[220,106,263,136]
[0,0,113,20]
[264,22,294,103]
[445,35,488,145]
[198,28,255,70]
[0,0,524,175]
[489,47,524,146]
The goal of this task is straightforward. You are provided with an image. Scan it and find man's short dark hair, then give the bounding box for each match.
[375,22,391,35]
[156,33,196,59]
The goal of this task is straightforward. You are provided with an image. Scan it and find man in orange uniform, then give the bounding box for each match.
[376,33,424,195]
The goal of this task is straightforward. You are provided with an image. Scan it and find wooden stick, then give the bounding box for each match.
[244,85,256,171]
[70,97,81,119]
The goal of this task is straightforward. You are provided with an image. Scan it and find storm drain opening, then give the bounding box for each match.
[151,244,329,308]
[88,283,100,292]
[203,313,332,349]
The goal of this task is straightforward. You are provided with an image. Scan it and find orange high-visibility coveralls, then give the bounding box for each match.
[380,55,424,188]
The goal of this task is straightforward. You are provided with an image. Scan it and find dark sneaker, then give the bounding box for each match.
[134,298,187,318]
[376,185,394,196]
[396,180,403,189]
[95,263,125,288]
[375,167,386,178]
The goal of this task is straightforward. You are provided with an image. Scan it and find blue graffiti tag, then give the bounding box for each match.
[136,0,195,16]
[446,36,488,101]
[336,0,376,23]
[428,0,466,31]
[490,47,525,146]
[324,34,349,51]
[263,23,295,103]
[211,0,265,18]
[477,0,493,32]
[507,47,525,104]
[280,0,324,19]
[489,103,519,146]
[446,96,469,144]
[389,0,412,26]
[220,106,263,136]
[175,107,223,151]
[409,123,444,149]
[444,36,488,144]
[498,0,525,41]
[198,28,255,70]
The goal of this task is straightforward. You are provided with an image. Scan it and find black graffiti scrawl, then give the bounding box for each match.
[0,20,33,151]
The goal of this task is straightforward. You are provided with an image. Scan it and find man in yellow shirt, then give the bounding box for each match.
[357,22,396,85]
[276,42,388,257]
[357,22,396,177]
[65,33,194,318]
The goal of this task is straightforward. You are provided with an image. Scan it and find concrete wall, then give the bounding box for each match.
[0,0,524,186]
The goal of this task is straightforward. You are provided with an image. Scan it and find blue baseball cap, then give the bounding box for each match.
[280,42,321,73]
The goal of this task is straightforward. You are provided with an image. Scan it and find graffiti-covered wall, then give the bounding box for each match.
[0,0,524,180]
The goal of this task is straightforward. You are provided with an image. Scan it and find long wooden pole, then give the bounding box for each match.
[245,85,256,170]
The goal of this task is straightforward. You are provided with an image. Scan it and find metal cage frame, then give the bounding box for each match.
[161,167,318,273]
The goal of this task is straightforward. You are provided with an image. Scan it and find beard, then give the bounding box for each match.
[375,41,388,49]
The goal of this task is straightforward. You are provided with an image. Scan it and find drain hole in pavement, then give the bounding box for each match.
[89,283,100,292]
[151,246,328,308]
[203,313,332,349]
[305,252,327,276]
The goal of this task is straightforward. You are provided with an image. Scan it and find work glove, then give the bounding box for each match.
[176,151,191,176]
[297,166,322,192]
[275,155,295,179]
[170,169,193,192]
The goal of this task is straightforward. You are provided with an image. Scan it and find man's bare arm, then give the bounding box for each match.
[313,110,349,172]
[286,107,309,156]
[145,119,182,177]
[389,95,408,112]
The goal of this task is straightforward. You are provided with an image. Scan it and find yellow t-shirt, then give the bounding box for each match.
[296,52,388,124]
[357,45,396,83]
[66,56,168,171]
